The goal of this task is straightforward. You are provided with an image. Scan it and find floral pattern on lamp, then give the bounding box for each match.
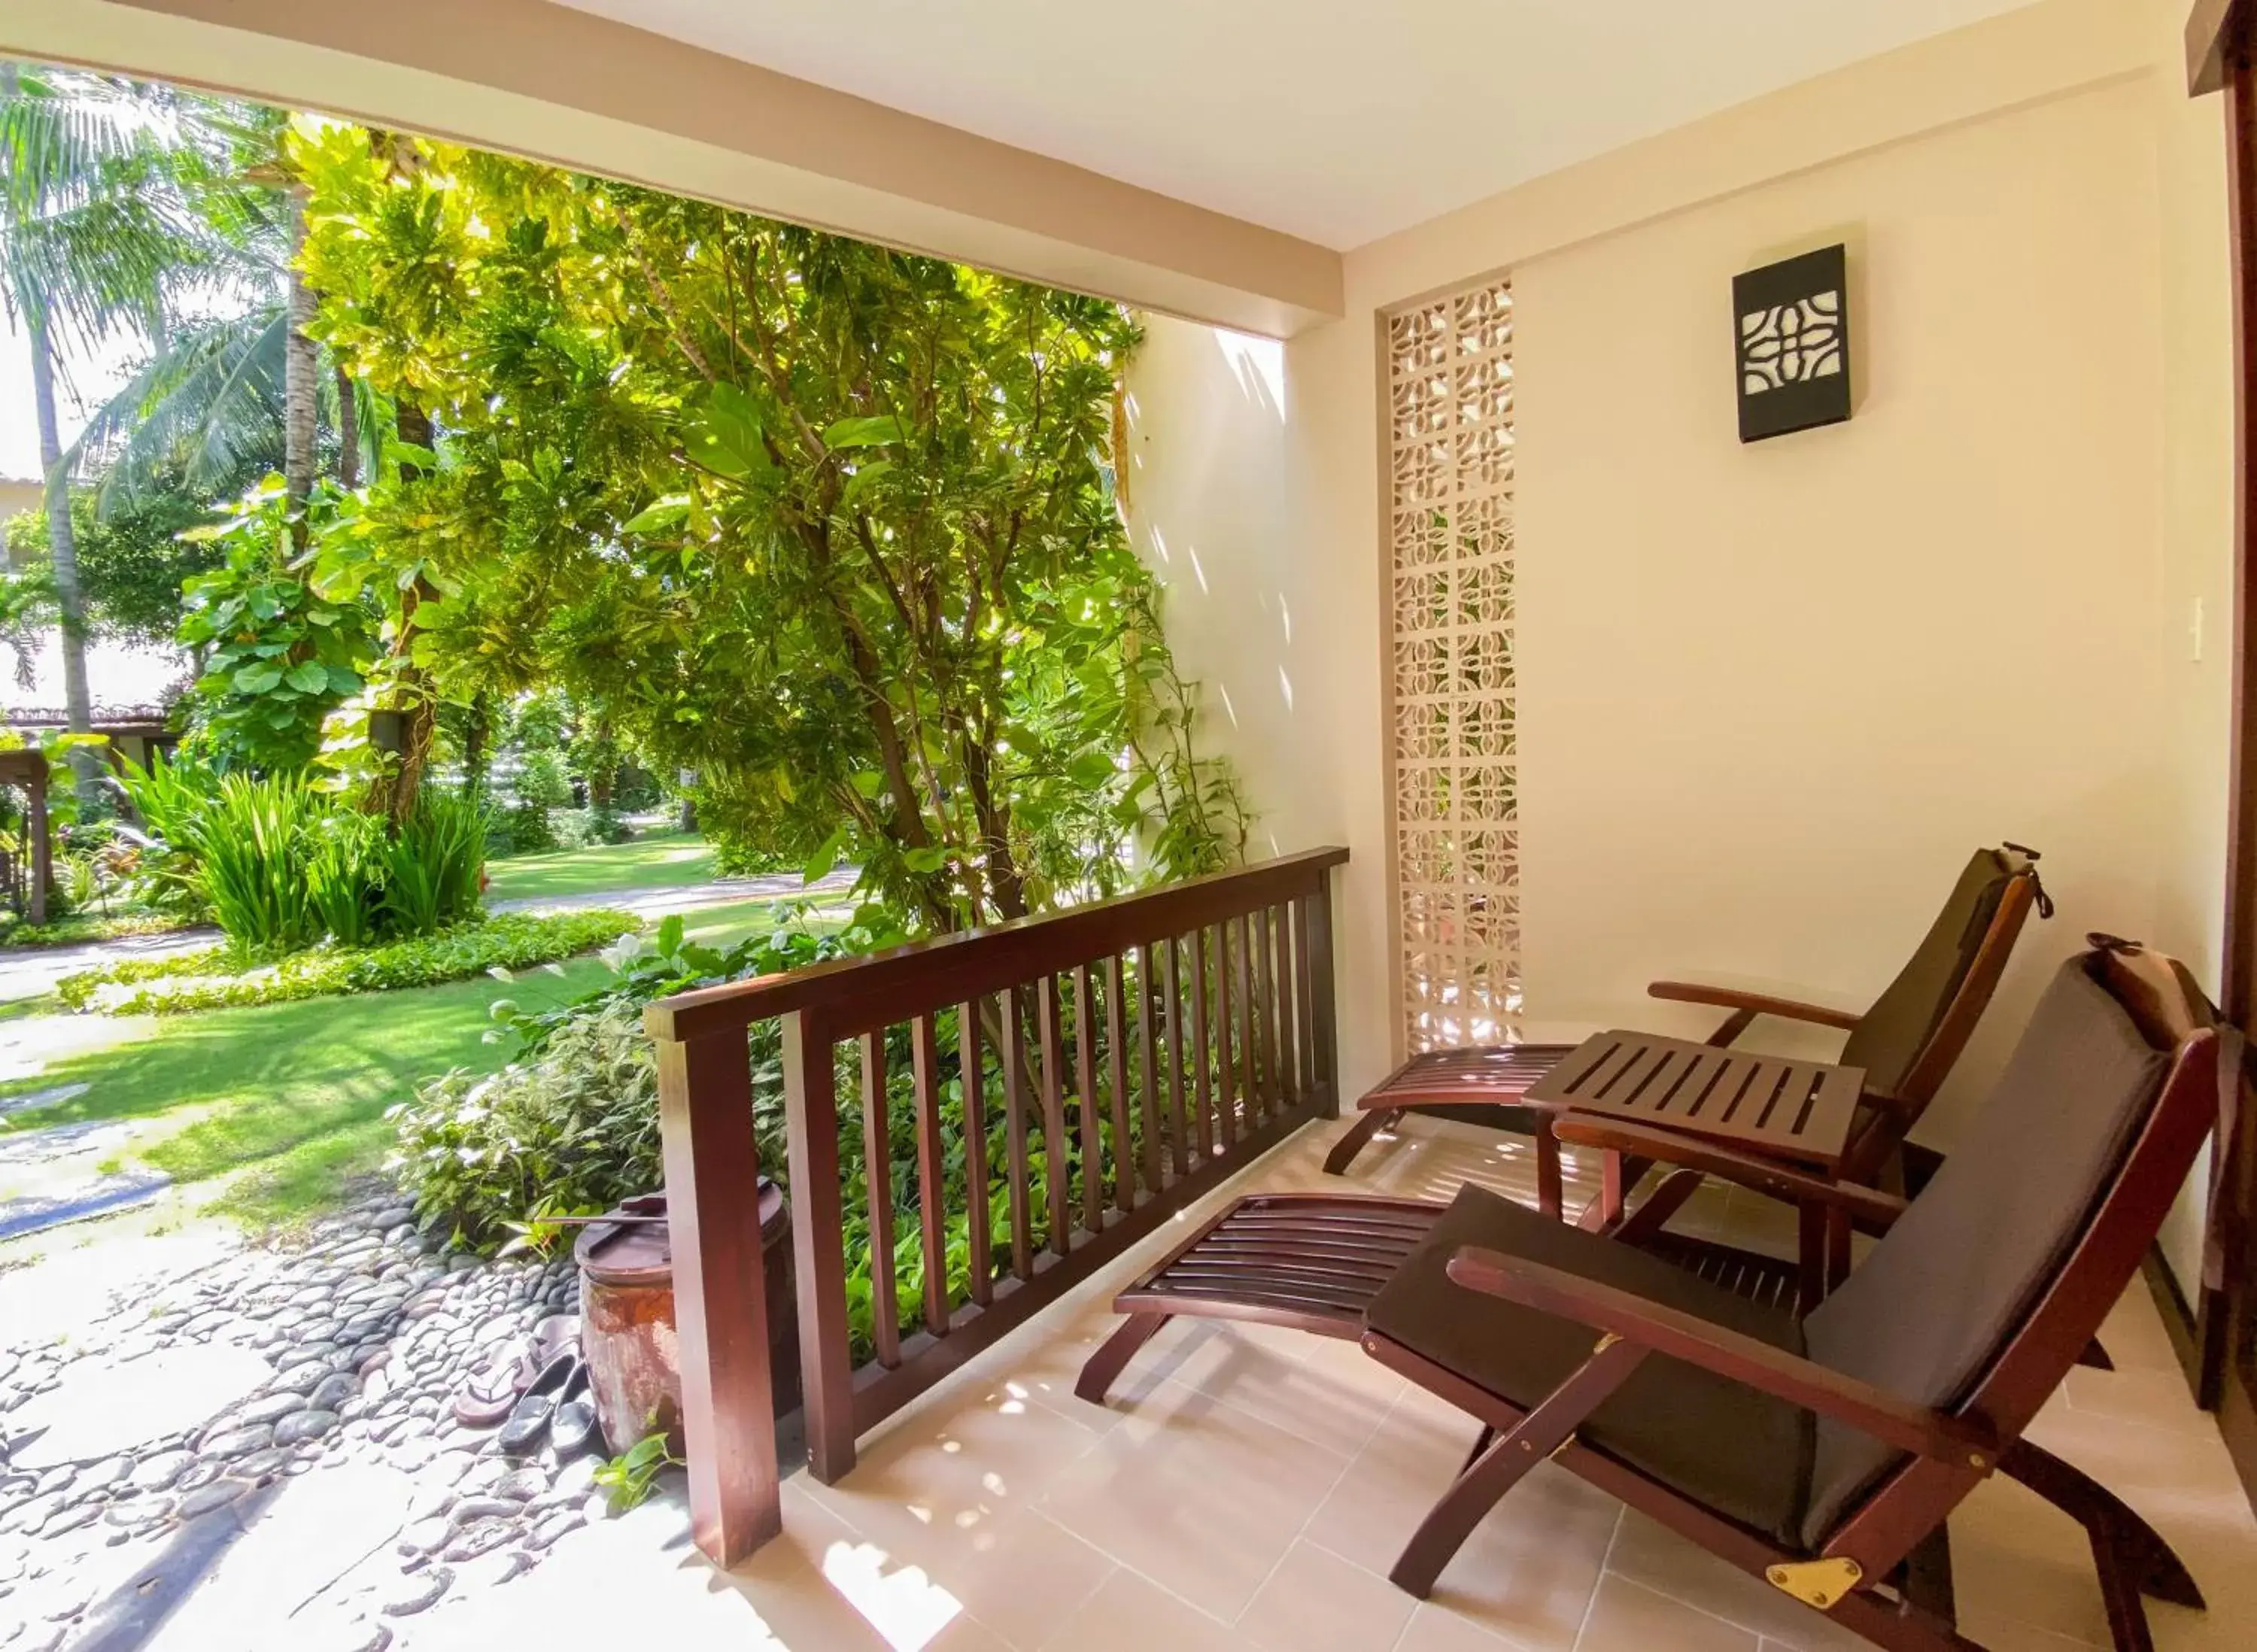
[1733,243,1851,442]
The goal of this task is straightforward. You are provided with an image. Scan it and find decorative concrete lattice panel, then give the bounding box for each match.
[1388,278,1517,1052]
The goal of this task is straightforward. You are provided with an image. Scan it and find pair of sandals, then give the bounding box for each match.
[451,1314,600,1459]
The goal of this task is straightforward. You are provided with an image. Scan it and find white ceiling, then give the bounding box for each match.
[550,0,2036,249]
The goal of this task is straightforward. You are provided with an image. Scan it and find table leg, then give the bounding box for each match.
[1535,1113,1563,1220]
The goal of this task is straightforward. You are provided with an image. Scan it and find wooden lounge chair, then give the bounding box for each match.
[1080,940,2224,1651]
[1325,846,2049,1216]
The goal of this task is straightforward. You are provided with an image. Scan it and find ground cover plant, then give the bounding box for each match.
[54,907,635,1014]
[0,897,787,1225]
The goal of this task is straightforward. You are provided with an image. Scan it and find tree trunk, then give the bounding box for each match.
[27,308,100,809]
[282,189,320,548]
[334,366,360,488]
[366,400,439,828]
[458,691,492,798]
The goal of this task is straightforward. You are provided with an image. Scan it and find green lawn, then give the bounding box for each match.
[485,831,718,903]
[0,896,788,1228]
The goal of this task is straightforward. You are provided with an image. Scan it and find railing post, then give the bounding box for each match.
[1305,871,1340,1116]
[783,1007,857,1482]
[655,1025,780,1565]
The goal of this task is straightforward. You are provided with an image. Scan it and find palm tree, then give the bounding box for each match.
[0,63,235,802]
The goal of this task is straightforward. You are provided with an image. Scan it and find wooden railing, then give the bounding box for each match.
[644,846,1348,1564]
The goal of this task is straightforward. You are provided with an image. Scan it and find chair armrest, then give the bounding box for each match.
[1647,980,1862,1032]
[1551,1117,1909,1231]
[1444,1247,1997,1465]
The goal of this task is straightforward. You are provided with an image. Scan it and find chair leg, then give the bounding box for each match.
[2000,1440,2204,1611]
[1324,1108,1399,1176]
[1389,1338,1647,1598]
[1074,1312,1173,1405]
[1457,1424,1498,1477]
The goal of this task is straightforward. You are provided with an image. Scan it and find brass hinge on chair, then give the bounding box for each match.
[1764,1556,1862,1610]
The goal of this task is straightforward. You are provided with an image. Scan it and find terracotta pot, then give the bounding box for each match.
[573,1181,799,1456]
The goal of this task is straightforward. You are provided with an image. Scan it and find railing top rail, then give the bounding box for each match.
[645,846,1347,1044]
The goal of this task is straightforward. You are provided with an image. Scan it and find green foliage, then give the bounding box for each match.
[388,997,661,1249]
[487,800,557,858]
[290,126,1247,937]
[551,806,632,850]
[55,907,635,1014]
[174,478,377,771]
[512,748,572,810]
[0,909,189,949]
[592,1432,682,1513]
[120,762,485,952]
[2,478,226,646]
[378,789,486,937]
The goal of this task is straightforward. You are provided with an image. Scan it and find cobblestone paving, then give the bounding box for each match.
[0,1196,614,1651]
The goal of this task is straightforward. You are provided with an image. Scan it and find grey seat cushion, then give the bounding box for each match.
[1363,1184,1813,1544]
[1839,849,2014,1098]
[1799,959,2170,1545]
[1833,844,2013,1101]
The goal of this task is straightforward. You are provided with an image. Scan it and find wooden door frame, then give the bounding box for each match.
[2186,0,2257,1509]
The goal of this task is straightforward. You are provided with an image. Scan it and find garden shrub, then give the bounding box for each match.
[486,799,557,859]
[551,806,633,850]
[512,749,573,811]
[390,998,663,1250]
[418,908,1070,1359]
[121,763,487,952]
[56,908,636,1014]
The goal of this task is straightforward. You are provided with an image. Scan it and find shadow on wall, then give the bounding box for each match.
[1123,320,1297,859]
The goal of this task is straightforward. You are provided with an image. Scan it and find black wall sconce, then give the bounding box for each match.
[1733,244,1850,442]
[368,709,406,755]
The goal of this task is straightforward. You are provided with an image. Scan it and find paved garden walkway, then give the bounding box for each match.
[0,1192,621,1652]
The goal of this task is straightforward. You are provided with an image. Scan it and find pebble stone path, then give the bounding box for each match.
[0,1194,625,1651]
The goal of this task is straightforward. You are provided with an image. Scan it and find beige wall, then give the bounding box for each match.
[1121,320,1301,862]
[1129,0,2233,1296]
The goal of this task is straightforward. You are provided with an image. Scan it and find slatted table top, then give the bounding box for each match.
[1523,1029,1867,1172]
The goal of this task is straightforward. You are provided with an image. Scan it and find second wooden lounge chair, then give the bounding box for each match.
[1079,940,2222,1652]
[1326,845,2049,1215]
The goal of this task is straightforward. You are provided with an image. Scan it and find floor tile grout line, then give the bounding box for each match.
[1565,1503,1627,1652]
[1221,1356,1375,1639]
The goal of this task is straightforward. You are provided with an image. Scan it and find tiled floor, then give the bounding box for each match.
[406,1113,2257,1652]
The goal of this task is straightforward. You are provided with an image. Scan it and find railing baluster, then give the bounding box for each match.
[1037,976,1074,1255]
[1133,946,1162,1196]
[1277,902,1304,1107]
[910,1013,949,1337]
[957,998,992,1307]
[1189,927,1214,1159]
[1001,985,1034,1278]
[655,1025,780,1561]
[1072,964,1102,1234]
[1106,954,1135,1210]
[1214,922,1237,1149]
[1268,906,1290,1110]
[1250,907,1276,1120]
[861,1031,900,1368]
[1293,897,1317,1103]
[1306,875,1339,1113]
[1163,937,1189,1174]
[782,1008,855,1483]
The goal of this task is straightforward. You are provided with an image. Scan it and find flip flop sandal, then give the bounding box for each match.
[548,1365,600,1462]
[531,1314,581,1368]
[498,1351,580,1457]
[451,1341,539,1429]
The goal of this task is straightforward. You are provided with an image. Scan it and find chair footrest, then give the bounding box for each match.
[1357,1045,1578,1112]
[1113,1193,1447,1338]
